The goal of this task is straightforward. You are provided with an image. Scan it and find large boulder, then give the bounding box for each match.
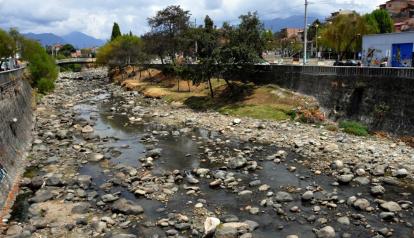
[112,198,144,215]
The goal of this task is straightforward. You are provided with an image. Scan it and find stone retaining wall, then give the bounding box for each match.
[0,69,33,221]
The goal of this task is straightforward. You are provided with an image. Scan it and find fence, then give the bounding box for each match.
[0,67,26,96]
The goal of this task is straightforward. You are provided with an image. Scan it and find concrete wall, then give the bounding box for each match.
[0,68,33,217]
[232,65,414,135]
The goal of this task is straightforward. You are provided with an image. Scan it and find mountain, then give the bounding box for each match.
[62,31,105,49]
[23,33,66,46]
[263,15,324,32]
[23,32,105,49]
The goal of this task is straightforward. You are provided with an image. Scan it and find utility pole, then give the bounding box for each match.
[194,18,198,62]
[303,0,308,65]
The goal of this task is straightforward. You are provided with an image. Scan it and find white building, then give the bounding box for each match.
[362,31,414,67]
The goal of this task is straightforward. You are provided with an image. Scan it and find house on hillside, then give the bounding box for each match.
[326,9,355,22]
[380,0,414,31]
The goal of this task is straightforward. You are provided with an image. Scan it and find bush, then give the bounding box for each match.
[339,120,369,136]
[37,78,55,94]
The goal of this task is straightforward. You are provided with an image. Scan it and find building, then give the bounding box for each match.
[380,0,414,31]
[280,28,303,40]
[326,9,355,22]
[362,31,414,67]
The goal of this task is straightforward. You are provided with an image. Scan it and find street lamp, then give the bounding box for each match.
[315,24,319,59]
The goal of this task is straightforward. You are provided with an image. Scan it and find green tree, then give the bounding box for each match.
[369,9,394,33]
[20,38,58,93]
[320,12,375,60]
[0,28,15,59]
[97,35,148,69]
[111,22,122,41]
[147,5,191,64]
[60,44,76,57]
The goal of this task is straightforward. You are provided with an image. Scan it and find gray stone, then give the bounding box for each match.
[316,226,336,238]
[275,191,294,202]
[395,168,408,178]
[353,198,370,210]
[337,216,350,225]
[370,185,385,196]
[380,201,401,212]
[338,174,354,183]
[228,157,247,169]
[112,198,144,215]
[302,191,314,200]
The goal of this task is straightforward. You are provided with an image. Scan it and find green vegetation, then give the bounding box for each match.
[59,44,76,57]
[60,63,82,72]
[339,120,369,136]
[97,34,148,69]
[111,22,122,41]
[20,38,58,93]
[219,105,291,121]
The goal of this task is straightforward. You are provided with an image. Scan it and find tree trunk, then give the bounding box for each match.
[177,77,180,92]
[208,78,214,98]
[187,80,191,92]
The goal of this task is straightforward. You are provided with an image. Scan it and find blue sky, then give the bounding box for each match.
[0,0,384,39]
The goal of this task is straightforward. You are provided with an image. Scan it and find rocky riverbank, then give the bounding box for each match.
[1,68,413,238]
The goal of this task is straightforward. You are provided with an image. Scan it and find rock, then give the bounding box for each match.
[111,234,137,238]
[370,185,385,196]
[275,191,294,202]
[324,143,339,152]
[88,153,104,162]
[258,184,270,191]
[29,188,54,203]
[77,175,92,188]
[316,226,336,238]
[243,220,259,231]
[372,164,387,176]
[332,160,344,169]
[215,222,250,238]
[228,157,247,169]
[233,118,242,125]
[380,212,395,220]
[395,168,408,178]
[6,225,23,236]
[380,201,402,212]
[302,191,314,201]
[249,207,259,215]
[102,194,119,203]
[147,148,162,158]
[175,223,191,230]
[355,168,366,176]
[72,202,90,214]
[166,229,178,236]
[112,198,144,215]
[286,236,299,238]
[81,125,94,133]
[204,217,221,236]
[337,216,350,225]
[353,198,370,210]
[337,174,354,183]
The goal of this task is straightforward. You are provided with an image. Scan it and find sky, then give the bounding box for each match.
[0,0,384,40]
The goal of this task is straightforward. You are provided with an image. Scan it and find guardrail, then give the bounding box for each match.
[56,58,96,65]
[0,67,26,95]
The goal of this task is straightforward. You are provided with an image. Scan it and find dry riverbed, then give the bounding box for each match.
[1,69,413,238]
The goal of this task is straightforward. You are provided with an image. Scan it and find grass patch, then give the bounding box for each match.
[339,120,369,136]
[219,105,291,121]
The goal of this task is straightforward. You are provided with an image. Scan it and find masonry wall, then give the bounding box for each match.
[0,69,33,215]
[233,65,414,135]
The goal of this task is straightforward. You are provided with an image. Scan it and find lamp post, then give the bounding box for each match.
[315,24,319,59]
[303,0,308,65]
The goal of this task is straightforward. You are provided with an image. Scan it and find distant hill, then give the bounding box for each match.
[23,33,66,46]
[263,15,324,32]
[23,32,105,49]
[62,32,105,49]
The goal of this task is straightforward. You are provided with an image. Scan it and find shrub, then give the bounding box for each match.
[37,78,55,94]
[339,120,369,136]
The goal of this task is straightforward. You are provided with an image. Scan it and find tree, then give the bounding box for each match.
[111,22,122,41]
[60,44,76,57]
[147,5,191,63]
[319,13,375,60]
[20,38,58,93]
[97,35,148,70]
[368,9,394,33]
[0,28,15,59]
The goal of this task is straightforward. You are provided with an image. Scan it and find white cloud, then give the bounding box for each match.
[0,0,384,39]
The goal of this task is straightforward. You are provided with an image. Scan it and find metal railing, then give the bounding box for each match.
[56,58,96,65]
[0,67,26,95]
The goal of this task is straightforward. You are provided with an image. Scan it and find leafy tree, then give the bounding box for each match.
[97,35,148,70]
[368,9,394,33]
[111,22,122,41]
[60,44,76,57]
[147,5,191,63]
[20,38,58,93]
[0,28,15,59]
[319,12,375,60]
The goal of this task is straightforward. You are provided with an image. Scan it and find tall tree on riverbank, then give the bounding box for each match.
[111,22,122,41]
[147,5,191,64]
[0,28,15,59]
[366,9,394,33]
[319,12,375,60]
